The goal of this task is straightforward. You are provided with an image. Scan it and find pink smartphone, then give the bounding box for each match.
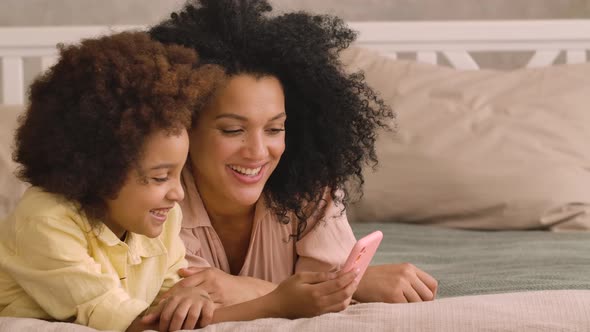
[341,230,383,281]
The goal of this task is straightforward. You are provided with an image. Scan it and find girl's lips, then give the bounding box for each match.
[149,207,171,222]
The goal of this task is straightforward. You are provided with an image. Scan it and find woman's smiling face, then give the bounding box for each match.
[188,74,286,209]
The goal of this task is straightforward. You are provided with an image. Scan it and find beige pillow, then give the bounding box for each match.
[341,47,590,231]
[0,105,28,219]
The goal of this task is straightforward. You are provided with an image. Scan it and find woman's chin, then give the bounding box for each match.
[231,188,264,207]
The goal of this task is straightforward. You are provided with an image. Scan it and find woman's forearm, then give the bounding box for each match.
[210,291,280,323]
[207,270,359,325]
[239,276,277,298]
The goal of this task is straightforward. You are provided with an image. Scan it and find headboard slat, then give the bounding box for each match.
[526,50,561,68]
[416,52,437,64]
[1,56,24,105]
[442,51,480,70]
[566,50,587,64]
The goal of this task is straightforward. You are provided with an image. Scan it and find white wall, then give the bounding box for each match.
[0,0,588,26]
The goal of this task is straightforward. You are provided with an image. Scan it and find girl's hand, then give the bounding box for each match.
[269,269,359,319]
[162,267,277,307]
[354,263,438,303]
[141,287,215,331]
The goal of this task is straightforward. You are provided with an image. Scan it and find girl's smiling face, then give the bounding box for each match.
[104,128,188,239]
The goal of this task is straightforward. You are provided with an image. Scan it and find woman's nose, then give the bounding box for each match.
[243,132,268,159]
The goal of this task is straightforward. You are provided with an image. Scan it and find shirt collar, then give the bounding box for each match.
[94,224,166,265]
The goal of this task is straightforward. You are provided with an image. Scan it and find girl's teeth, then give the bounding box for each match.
[150,209,168,217]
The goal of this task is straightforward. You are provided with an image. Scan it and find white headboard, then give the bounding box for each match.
[351,20,590,68]
[1,20,590,105]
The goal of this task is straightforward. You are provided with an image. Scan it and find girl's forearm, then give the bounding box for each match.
[126,315,158,332]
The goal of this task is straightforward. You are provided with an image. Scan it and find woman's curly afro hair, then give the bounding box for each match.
[13,31,224,222]
[150,0,394,235]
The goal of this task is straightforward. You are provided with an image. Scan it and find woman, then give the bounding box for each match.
[150,0,438,316]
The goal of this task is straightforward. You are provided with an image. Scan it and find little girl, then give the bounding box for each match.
[0,31,225,331]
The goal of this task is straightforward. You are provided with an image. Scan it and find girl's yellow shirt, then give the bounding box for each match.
[0,187,187,331]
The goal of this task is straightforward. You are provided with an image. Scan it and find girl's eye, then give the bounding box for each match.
[152,177,169,183]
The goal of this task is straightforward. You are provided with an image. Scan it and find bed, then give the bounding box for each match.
[1,20,590,331]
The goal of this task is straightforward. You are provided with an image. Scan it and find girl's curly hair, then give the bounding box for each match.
[13,31,224,222]
[150,0,394,236]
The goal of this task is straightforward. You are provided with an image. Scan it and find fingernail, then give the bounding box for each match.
[355,268,360,275]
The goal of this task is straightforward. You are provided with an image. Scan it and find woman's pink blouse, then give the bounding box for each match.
[178,168,356,283]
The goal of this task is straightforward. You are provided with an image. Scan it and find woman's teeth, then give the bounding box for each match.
[230,165,262,176]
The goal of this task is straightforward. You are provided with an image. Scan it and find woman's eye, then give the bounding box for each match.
[221,129,243,135]
[152,177,169,183]
[267,128,285,135]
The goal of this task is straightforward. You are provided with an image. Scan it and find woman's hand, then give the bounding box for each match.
[161,267,277,307]
[192,269,358,324]
[354,263,438,303]
[141,287,215,331]
[268,269,359,319]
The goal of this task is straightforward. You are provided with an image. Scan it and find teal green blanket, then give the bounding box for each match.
[351,223,590,298]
